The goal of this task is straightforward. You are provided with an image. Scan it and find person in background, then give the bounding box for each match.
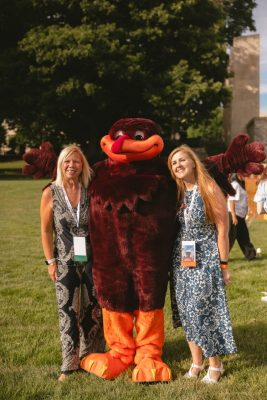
[40,145,105,381]
[253,164,267,302]
[168,145,237,384]
[254,164,267,215]
[228,173,256,261]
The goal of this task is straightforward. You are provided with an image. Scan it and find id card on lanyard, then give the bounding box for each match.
[181,185,197,268]
[63,185,88,262]
[73,236,88,262]
[181,240,196,267]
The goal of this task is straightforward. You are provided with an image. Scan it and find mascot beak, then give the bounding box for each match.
[100,134,164,163]
[111,135,131,153]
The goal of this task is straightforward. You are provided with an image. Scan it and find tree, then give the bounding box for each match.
[0,0,256,158]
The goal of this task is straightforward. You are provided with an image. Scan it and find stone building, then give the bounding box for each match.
[224,34,267,220]
[247,116,267,151]
[224,34,260,142]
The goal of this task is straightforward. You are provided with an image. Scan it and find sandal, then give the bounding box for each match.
[58,373,67,382]
[201,362,224,384]
[184,363,205,379]
[58,370,77,382]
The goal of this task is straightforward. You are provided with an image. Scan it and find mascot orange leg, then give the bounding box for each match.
[132,309,172,383]
[80,308,135,379]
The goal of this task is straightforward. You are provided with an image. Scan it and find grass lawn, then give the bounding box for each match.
[0,160,25,169]
[0,178,267,400]
[0,159,29,180]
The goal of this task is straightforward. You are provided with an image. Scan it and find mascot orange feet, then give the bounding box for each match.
[132,358,172,383]
[80,352,132,380]
[132,309,172,383]
[80,308,172,383]
[80,309,135,379]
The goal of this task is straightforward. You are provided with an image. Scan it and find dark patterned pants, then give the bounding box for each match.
[229,214,256,261]
[55,261,105,373]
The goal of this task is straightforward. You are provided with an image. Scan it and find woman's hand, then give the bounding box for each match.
[232,214,238,225]
[48,263,58,282]
[222,269,230,286]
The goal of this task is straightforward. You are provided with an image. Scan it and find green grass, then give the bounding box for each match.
[0,179,267,400]
[0,159,29,179]
[0,160,25,169]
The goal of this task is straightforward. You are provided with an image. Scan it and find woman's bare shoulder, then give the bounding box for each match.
[41,185,52,201]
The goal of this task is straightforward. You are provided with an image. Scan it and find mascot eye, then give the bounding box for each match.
[114,130,124,140]
[133,131,145,140]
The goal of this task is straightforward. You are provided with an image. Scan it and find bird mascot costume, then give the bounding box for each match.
[23,117,265,383]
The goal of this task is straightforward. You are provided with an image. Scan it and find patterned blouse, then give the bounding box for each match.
[50,184,90,264]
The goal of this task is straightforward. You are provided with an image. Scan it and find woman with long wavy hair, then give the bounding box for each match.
[168,145,237,384]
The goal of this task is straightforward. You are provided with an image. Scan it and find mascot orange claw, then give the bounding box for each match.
[23,119,265,383]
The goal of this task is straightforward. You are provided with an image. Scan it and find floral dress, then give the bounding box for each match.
[170,187,237,357]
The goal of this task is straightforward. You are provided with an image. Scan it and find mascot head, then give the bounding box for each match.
[100,118,164,162]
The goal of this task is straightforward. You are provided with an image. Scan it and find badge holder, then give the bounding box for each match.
[73,236,88,262]
[181,240,196,267]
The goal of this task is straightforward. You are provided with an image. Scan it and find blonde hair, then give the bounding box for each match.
[168,144,220,223]
[54,145,93,188]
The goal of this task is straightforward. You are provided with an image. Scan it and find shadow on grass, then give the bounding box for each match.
[164,336,189,364]
[0,168,30,180]
[229,255,267,262]
[232,321,267,368]
[0,170,50,180]
[0,174,34,180]
[163,321,267,377]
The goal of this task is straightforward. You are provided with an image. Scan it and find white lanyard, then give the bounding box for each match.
[184,185,197,231]
[62,185,81,228]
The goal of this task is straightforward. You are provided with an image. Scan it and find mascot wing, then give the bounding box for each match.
[204,134,266,195]
[22,142,57,180]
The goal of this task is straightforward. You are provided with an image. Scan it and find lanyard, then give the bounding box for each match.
[184,185,197,231]
[62,185,81,228]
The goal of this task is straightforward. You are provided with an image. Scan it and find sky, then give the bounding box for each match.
[252,0,267,116]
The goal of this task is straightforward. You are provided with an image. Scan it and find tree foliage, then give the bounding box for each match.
[0,0,256,157]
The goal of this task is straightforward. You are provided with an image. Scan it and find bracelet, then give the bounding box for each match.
[45,258,56,265]
[220,263,229,269]
[220,260,228,265]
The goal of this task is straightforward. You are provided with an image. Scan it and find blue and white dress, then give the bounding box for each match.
[170,187,237,357]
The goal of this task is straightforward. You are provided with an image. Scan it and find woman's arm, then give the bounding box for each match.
[213,183,230,285]
[256,201,264,215]
[40,187,57,282]
[254,181,266,214]
[229,199,238,225]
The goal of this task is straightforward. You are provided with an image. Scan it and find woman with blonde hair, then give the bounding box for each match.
[40,145,105,381]
[168,145,237,384]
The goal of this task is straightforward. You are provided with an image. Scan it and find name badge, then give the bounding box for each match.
[181,240,196,267]
[73,236,88,262]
